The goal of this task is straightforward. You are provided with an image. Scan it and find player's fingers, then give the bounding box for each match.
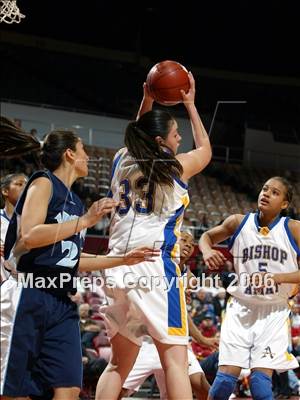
[217,251,227,261]
[188,71,195,87]
[205,258,218,270]
[213,253,226,265]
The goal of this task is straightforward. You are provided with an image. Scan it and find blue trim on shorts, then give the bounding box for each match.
[161,205,185,328]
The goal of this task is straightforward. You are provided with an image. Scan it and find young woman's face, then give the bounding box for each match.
[2,175,27,206]
[164,120,182,154]
[258,178,288,214]
[73,140,89,177]
[179,232,194,260]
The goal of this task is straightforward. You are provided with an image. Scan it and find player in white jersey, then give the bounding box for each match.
[199,177,300,400]
[0,173,27,282]
[96,74,212,400]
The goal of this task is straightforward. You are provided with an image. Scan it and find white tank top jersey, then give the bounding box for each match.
[0,209,10,281]
[108,148,189,260]
[227,213,300,304]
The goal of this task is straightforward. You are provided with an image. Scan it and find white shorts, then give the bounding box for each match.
[101,258,188,345]
[123,341,203,397]
[0,275,21,392]
[219,297,299,371]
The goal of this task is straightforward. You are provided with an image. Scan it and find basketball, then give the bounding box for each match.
[146,60,190,105]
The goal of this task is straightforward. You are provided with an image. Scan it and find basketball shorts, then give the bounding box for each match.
[0,277,82,398]
[123,341,203,396]
[101,258,188,345]
[219,296,299,371]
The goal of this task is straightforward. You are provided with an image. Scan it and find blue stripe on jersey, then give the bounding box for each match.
[254,212,281,232]
[107,152,123,198]
[228,213,250,250]
[284,217,300,256]
[161,205,185,328]
[111,152,123,182]
[173,176,188,189]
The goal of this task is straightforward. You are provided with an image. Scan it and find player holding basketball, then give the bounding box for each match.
[0,117,157,400]
[199,176,300,400]
[96,72,212,400]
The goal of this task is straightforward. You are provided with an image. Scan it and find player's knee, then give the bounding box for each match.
[209,371,238,400]
[249,371,272,400]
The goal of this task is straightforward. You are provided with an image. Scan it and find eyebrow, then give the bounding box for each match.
[264,184,281,193]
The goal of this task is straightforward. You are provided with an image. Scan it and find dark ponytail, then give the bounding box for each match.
[0,116,41,158]
[124,110,183,186]
[1,117,79,172]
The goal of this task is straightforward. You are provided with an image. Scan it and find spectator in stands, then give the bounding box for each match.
[13,118,21,128]
[30,128,38,137]
[212,288,226,319]
[192,288,208,309]
[79,303,101,334]
[192,311,218,360]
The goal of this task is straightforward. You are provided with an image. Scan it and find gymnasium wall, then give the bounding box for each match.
[244,128,300,171]
[1,102,194,152]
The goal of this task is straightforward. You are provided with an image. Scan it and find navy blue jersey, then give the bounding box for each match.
[4,170,85,293]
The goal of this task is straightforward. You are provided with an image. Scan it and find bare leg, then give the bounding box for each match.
[53,387,81,400]
[95,333,140,400]
[190,372,210,400]
[154,339,193,400]
[1,397,29,400]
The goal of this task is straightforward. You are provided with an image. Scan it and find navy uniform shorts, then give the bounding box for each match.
[1,278,82,398]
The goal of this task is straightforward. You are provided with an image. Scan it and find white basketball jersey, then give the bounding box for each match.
[108,148,189,259]
[228,213,300,304]
[0,209,11,281]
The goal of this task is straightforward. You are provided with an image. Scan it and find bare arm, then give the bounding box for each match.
[176,73,212,180]
[188,314,219,349]
[19,177,118,250]
[136,83,154,119]
[79,248,160,271]
[199,214,243,269]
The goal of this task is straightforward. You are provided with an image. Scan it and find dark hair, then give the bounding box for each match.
[269,176,293,203]
[124,110,183,186]
[41,130,79,171]
[0,116,41,158]
[0,173,27,208]
[1,116,79,172]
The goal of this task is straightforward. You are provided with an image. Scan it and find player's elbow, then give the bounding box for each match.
[22,233,36,250]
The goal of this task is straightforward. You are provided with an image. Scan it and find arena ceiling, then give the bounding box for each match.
[7,1,300,78]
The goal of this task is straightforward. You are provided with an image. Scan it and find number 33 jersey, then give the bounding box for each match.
[108,148,190,258]
[227,212,300,304]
